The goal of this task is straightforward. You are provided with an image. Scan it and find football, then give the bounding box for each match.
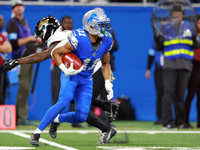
[62,53,82,70]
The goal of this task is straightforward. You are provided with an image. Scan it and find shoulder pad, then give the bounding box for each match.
[47,30,70,47]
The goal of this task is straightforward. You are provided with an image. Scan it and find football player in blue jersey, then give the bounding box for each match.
[3,10,118,145]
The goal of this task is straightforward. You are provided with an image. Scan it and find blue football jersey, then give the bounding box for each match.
[67,29,113,76]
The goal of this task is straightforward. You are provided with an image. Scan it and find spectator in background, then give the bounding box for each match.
[7,0,37,126]
[0,15,7,37]
[51,15,84,128]
[154,4,194,129]
[0,14,12,104]
[185,14,200,129]
[145,39,164,125]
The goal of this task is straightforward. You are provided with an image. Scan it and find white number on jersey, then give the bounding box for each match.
[82,58,100,70]
[77,30,86,37]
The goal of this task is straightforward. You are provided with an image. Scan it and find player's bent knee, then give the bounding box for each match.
[75,110,88,123]
[56,100,68,109]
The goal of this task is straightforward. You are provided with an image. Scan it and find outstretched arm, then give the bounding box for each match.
[2,43,57,71]
[18,43,57,64]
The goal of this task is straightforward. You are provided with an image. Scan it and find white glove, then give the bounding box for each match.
[59,63,83,77]
[105,79,113,100]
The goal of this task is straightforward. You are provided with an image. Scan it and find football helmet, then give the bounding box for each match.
[35,16,60,44]
[82,9,110,38]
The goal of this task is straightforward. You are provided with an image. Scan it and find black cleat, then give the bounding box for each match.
[97,127,117,144]
[49,121,60,139]
[107,101,119,123]
[29,133,40,146]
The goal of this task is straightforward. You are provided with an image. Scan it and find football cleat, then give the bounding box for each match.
[106,101,119,123]
[97,127,117,144]
[49,121,60,139]
[29,133,40,146]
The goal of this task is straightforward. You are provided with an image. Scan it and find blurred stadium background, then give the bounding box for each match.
[1,0,200,122]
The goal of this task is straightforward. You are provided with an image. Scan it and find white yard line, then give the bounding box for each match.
[9,131,78,150]
[2,130,200,134]
[97,146,200,150]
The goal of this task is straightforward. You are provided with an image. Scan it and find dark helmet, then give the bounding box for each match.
[35,16,60,44]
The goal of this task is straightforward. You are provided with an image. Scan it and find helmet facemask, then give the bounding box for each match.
[93,19,111,37]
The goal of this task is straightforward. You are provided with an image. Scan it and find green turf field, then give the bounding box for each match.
[0,121,200,150]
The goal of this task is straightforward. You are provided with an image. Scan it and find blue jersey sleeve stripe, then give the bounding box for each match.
[68,31,78,50]
[68,39,76,51]
[8,33,17,40]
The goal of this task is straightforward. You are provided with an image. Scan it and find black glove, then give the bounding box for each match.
[2,59,19,71]
[154,34,164,51]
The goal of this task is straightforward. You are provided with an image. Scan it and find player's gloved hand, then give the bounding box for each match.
[2,59,19,71]
[59,63,83,77]
[105,79,113,100]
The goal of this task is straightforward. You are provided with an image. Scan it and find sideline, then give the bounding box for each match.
[0,147,35,150]
[2,130,200,134]
[97,146,200,150]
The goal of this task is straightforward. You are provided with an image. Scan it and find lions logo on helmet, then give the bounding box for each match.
[35,16,60,44]
[82,10,110,38]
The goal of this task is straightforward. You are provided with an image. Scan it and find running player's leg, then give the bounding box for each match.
[59,75,93,123]
[30,73,77,146]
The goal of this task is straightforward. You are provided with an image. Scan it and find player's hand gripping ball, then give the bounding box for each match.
[62,53,82,70]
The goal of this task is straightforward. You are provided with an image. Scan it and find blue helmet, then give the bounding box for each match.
[82,9,110,38]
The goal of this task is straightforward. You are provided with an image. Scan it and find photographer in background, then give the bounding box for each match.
[7,0,37,126]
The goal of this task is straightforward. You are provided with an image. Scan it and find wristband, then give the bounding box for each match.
[105,79,111,84]
[59,63,66,72]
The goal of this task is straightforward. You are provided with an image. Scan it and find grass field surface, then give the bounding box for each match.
[0,121,200,150]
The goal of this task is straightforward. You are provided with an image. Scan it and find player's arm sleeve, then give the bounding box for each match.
[147,47,155,70]
[67,30,79,51]
[6,21,19,49]
[47,31,69,48]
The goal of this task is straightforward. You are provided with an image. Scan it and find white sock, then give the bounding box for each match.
[54,114,60,123]
[34,128,42,134]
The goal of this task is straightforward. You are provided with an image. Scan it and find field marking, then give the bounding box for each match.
[0,147,35,150]
[9,131,78,150]
[97,146,200,150]
[2,130,200,134]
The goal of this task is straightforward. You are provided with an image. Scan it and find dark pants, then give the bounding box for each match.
[86,68,111,132]
[17,64,33,123]
[154,66,163,121]
[0,68,7,104]
[162,68,191,126]
[185,61,200,126]
[51,65,61,105]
